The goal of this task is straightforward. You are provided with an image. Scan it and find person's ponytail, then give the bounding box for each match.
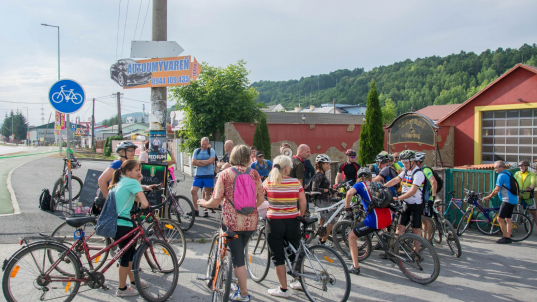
[109,169,122,189]
[267,155,292,186]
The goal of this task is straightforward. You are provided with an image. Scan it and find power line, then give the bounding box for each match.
[140,0,151,39]
[123,97,150,103]
[120,0,130,59]
[0,100,47,104]
[115,0,122,61]
[133,0,143,40]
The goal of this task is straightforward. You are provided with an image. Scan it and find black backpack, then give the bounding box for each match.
[368,181,393,208]
[39,189,52,212]
[499,171,519,196]
[422,165,444,194]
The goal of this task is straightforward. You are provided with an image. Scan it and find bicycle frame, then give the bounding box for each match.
[313,199,346,227]
[212,232,231,292]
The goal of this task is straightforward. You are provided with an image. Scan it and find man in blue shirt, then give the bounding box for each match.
[190,137,216,217]
[483,160,518,244]
[250,151,272,180]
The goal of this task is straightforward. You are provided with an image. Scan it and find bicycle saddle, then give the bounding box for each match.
[220,230,239,240]
[65,216,96,228]
[297,216,318,226]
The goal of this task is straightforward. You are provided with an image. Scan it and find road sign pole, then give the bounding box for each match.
[66,115,72,208]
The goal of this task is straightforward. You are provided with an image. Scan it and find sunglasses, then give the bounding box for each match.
[257,155,264,158]
[350,156,356,159]
[394,157,400,160]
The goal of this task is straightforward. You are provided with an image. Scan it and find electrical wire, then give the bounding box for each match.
[140,0,151,39]
[0,100,48,104]
[133,0,143,40]
[122,97,150,103]
[120,0,130,59]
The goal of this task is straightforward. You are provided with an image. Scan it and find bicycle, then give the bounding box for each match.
[330,202,373,262]
[516,192,536,227]
[429,202,462,258]
[2,197,179,302]
[51,153,83,211]
[441,191,466,228]
[245,217,270,283]
[245,216,351,302]
[51,85,83,104]
[166,179,195,231]
[457,190,533,241]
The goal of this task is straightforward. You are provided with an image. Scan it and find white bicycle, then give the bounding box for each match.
[51,85,83,104]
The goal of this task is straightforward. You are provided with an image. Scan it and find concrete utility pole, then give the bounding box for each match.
[91,98,95,148]
[116,92,123,136]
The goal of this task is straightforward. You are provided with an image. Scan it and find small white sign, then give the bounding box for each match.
[131,41,184,58]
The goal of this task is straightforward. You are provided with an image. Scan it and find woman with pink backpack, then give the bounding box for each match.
[197,145,265,301]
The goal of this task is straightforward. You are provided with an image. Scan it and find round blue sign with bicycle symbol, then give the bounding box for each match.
[48,79,86,114]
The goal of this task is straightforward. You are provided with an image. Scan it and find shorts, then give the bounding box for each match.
[521,198,537,210]
[114,226,137,267]
[314,198,335,224]
[221,225,253,268]
[398,202,423,229]
[267,218,301,266]
[352,222,376,237]
[422,199,434,217]
[499,202,516,219]
[193,177,214,189]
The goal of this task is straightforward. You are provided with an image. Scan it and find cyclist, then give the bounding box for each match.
[414,152,437,240]
[370,151,388,177]
[310,154,335,245]
[98,141,139,199]
[198,145,265,301]
[372,153,399,196]
[345,168,393,274]
[108,159,151,297]
[514,160,537,224]
[334,149,360,186]
[190,137,216,217]
[251,151,272,181]
[384,150,425,254]
[264,155,307,298]
[389,154,403,173]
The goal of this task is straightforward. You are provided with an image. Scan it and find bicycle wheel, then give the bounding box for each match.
[475,209,500,235]
[245,227,271,282]
[2,242,81,302]
[133,239,178,302]
[393,233,440,284]
[50,220,111,273]
[298,244,351,302]
[71,93,83,104]
[405,216,434,243]
[213,249,233,302]
[432,215,442,244]
[331,220,371,261]
[457,210,472,236]
[148,219,187,267]
[51,178,64,209]
[53,176,83,204]
[168,195,195,231]
[206,235,219,289]
[443,220,461,258]
[510,212,533,242]
[51,92,63,103]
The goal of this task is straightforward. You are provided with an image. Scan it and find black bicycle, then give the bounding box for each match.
[51,155,83,211]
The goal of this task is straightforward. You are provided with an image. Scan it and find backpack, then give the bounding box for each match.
[422,165,444,194]
[226,167,257,215]
[95,191,132,238]
[195,147,218,174]
[499,171,519,196]
[39,189,52,212]
[411,168,430,203]
[367,181,393,208]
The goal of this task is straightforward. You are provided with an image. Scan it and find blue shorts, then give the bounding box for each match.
[193,177,214,189]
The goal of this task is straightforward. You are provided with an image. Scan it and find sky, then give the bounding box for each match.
[1,0,536,127]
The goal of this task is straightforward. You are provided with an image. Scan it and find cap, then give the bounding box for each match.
[256,151,264,156]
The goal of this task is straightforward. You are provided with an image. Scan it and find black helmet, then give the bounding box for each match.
[375,153,389,163]
[399,150,415,161]
[346,149,357,157]
[357,167,372,178]
[116,141,138,154]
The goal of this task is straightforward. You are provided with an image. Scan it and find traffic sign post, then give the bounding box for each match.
[49,79,86,208]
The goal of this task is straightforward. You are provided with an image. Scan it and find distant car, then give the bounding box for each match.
[110,58,152,87]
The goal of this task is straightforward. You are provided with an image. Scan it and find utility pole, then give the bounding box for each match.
[91,98,95,149]
[142,104,145,123]
[116,92,123,136]
[43,113,52,146]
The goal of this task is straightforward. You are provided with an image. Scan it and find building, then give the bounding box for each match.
[96,123,149,140]
[320,104,367,115]
[28,123,56,144]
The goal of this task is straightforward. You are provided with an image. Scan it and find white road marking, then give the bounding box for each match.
[3,157,43,216]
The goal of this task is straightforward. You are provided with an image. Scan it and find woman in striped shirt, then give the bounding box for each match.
[263,155,307,298]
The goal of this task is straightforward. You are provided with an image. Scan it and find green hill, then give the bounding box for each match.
[251,43,537,114]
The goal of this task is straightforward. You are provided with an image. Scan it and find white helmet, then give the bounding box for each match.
[315,154,331,163]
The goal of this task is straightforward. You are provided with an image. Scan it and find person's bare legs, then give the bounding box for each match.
[348,231,360,268]
[275,265,288,289]
[234,266,249,297]
[118,261,134,288]
[499,217,512,238]
[203,187,213,201]
[190,186,200,211]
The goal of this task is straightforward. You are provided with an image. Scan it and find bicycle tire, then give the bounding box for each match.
[432,215,443,244]
[206,235,219,289]
[71,93,83,104]
[50,220,111,273]
[475,209,500,235]
[53,176,83,205]
[51,92,63,103]
[168,195,195,231]
[133,239,179,302]
[457,210,472,236]
[443,220,462,258]
[148,219,187,267]
[331,220,372,261]
[298,244,351,302]
[213,248,233,302]
[51,178,64,210]
[393,233,440,284]
[405,216,435,243]
[3,242,81,302]
[245,227,271,282]
[510,212,533,242]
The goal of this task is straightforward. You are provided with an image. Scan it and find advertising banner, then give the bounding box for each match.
[140,164,167,213]
[55,111,65,130]
[170,110,186,131]
[148,130,167,164]
[110,55,202,89]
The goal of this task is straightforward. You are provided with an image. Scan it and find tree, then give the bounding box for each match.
[253,116,271,159]
[359,80,384,166]
[170,60,265,152]
[1,111,28,141]
[381,98,397,125]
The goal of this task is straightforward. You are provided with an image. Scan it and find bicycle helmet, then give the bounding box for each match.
[346,149,357,157]
[315,154,331,163]
[519,160,530,166]
[116,141,138,154]
[399,150,415,161]
[387,154,395,162]
[414,152,425,162]
[357,167,372,178]
[375,153,389,163]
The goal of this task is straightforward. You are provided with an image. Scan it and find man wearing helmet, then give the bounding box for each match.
[373,153,399,196]
[310,154,335,245]
[370,153,388,178]
[345,167,393,274]
[514,160,537,224]
[384,150,426,253]
[335,149,361,186]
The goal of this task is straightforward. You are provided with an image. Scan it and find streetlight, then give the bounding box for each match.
[41,23,61,152]
[23,107,29,145]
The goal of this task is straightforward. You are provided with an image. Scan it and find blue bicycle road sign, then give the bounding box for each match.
[48,79,86,114]
[71,123,77,131]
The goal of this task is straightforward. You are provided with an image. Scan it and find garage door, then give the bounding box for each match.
[481,109,535,164]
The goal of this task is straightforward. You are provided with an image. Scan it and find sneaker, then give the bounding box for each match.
[230,288,251,301]
[203,212,209,218]
[496,237,512,244]
[187,210,199,217]
[268,287,291,298]
[130,280,150,290]
[289,280,302,291]
[348,265,360,275]
[116,287,139,297]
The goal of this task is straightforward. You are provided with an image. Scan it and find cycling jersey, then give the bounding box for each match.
[398,166,425,204]
[352,182,392,229]
[338,162,360,183]
[378,166,399,195]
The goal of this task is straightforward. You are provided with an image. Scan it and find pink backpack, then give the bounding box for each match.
[227,167,257,215]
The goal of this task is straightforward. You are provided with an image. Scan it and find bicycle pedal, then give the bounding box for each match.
[196,276,212,281]
[286,271,298,278]
[101,285,109,291]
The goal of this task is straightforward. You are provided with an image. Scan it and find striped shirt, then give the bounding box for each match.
[263,177,303,219]
[397,166,425,204]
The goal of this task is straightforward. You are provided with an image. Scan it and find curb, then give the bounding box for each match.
[76,157,114,162]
